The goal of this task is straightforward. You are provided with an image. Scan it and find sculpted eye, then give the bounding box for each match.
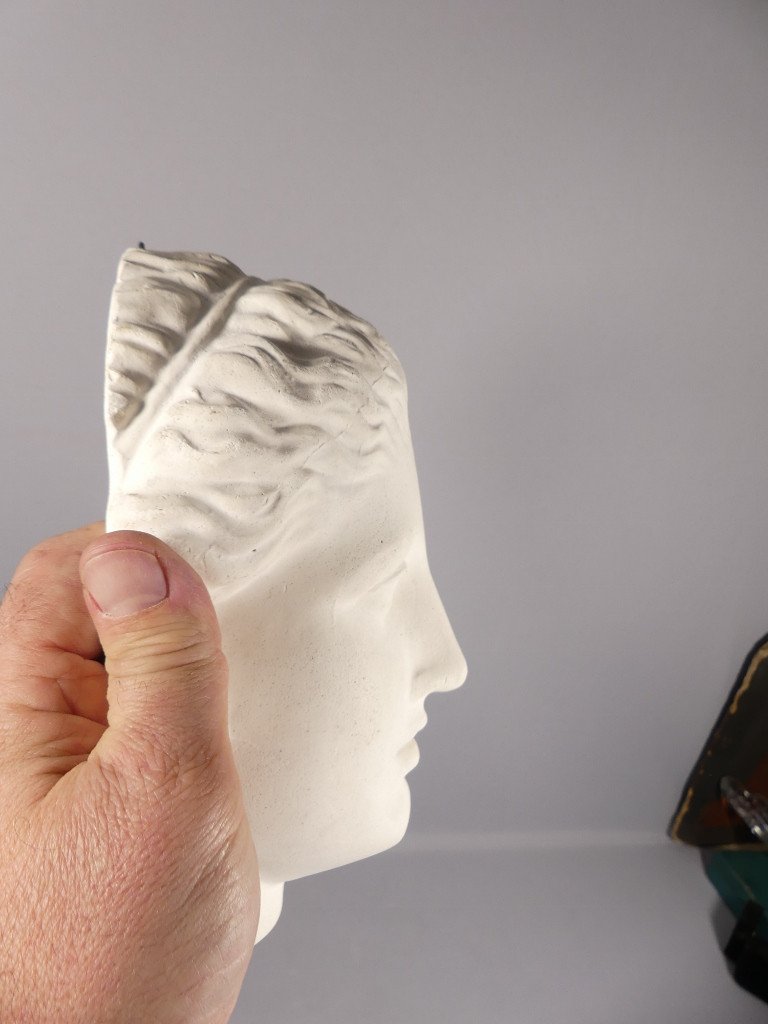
[369,560,407,597]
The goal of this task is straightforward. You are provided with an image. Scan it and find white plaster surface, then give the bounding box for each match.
[104,248,468,940]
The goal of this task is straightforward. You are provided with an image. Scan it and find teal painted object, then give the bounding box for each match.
[703,850,768,942]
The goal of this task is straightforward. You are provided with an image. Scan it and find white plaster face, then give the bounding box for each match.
[103,247,468,941]
[217,432,468,893]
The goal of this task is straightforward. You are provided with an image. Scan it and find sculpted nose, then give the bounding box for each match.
[411,581,468,699]
[442,642,469,692]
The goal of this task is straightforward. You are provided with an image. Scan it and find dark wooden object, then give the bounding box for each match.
[668,631,768,849]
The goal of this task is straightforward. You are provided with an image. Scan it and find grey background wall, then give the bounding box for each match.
[2,3,768,1020]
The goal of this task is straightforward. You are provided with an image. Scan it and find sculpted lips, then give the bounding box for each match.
[397,711,428,770]
[400,710,428,748]
[413,711,428,737]
[398,738,420,771]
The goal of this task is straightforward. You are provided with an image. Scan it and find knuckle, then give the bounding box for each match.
[106,619,224,678]
[0,580,39,647]
[10,542,62,594]
[0,545,65,651]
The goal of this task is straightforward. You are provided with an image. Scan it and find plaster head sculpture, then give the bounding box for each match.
[104,247,468,941]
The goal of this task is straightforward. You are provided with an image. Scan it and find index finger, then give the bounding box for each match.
[1,521,106,662]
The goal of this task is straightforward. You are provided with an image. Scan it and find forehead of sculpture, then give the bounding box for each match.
[332,462,423,581]
[264,438,426,600]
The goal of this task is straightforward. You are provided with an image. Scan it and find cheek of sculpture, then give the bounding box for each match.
[216,579,414,882]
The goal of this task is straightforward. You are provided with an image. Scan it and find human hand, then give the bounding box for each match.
[0,524,260,1024]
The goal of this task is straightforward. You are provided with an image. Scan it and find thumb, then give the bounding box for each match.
[79,530,229,765]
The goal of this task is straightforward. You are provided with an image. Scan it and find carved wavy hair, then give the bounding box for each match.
[104,248,409,592]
